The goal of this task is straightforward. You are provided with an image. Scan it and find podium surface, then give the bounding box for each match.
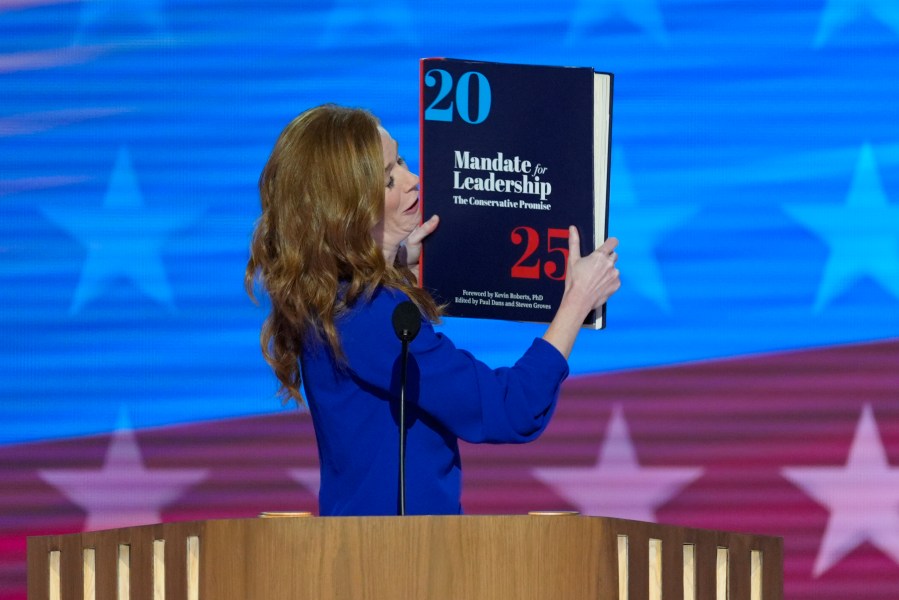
[28,514,782,599]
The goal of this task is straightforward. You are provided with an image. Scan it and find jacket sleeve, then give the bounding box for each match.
[337,288,569,443]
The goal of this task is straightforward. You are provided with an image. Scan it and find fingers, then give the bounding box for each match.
[597,237,619,270]
[591,258,621,309]
[585,236,621,308]
[421,213,440,233]
[407,214,440,244]
[598,236,618,254]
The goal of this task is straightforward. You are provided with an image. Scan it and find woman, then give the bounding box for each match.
[246,104,620,516]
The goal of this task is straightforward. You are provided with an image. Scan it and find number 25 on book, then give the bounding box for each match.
[511,227,569,281]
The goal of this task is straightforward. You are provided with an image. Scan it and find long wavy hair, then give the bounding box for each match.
[246,104,440,403]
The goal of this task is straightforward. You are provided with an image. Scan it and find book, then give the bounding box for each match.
[419,58,613,328]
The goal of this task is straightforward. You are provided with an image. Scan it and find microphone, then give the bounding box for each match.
[391,301,420,516]
[392,300,421,342]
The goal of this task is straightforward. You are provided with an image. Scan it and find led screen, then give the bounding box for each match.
[2,1,898,598]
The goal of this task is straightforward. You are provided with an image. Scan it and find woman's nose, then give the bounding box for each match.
[406,171,420,192]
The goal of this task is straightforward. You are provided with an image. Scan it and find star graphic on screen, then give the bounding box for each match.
[783,144,899,312]
[318,0,415,47]
[533,405,703,521]
[814,0,899,47]
[289,467,321,497]
[782,405,899,577]
[41,147,199,314]
[74,0,171,46]
[39,411,208,532]
[610,147,697,312]
[566,0,668,45]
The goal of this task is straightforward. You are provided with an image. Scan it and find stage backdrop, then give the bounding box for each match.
[2,1,898,598]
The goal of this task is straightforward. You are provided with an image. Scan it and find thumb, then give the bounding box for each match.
[567,226,581,265]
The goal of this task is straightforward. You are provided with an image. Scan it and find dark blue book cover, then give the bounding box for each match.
[420,58,613,327]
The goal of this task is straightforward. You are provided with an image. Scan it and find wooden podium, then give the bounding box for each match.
[28,514,782,599]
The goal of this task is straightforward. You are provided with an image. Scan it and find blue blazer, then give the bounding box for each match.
[301,287,569,516]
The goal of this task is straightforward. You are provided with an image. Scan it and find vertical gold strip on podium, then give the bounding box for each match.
[153,540,165,600]
[186,536,200,600]
[117,544,131,600]
[83,548,96,600]
[716,547,729,600]
[617,535,628,600]
[48,550,61,600]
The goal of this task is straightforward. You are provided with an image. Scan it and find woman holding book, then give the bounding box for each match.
[246,104,620,516]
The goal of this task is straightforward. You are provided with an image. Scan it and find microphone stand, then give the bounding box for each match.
[398,334,410,516]
[392,301,420,516]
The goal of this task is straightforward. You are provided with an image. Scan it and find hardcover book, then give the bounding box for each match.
[419,58,613,327]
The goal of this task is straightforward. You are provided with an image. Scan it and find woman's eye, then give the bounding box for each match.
[386,176,395,188]
[397,156,406,166]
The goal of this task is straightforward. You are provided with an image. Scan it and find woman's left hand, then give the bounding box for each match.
[402,214,439,282]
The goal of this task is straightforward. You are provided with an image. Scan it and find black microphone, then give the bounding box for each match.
[392,300,421,342]
[391,301,420,516]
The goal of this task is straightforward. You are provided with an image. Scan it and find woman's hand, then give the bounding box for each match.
[564,227,620,313]
[542,227,620,359]
[401,214,440,283]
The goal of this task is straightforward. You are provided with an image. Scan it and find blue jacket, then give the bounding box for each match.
[301,287,569,516]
